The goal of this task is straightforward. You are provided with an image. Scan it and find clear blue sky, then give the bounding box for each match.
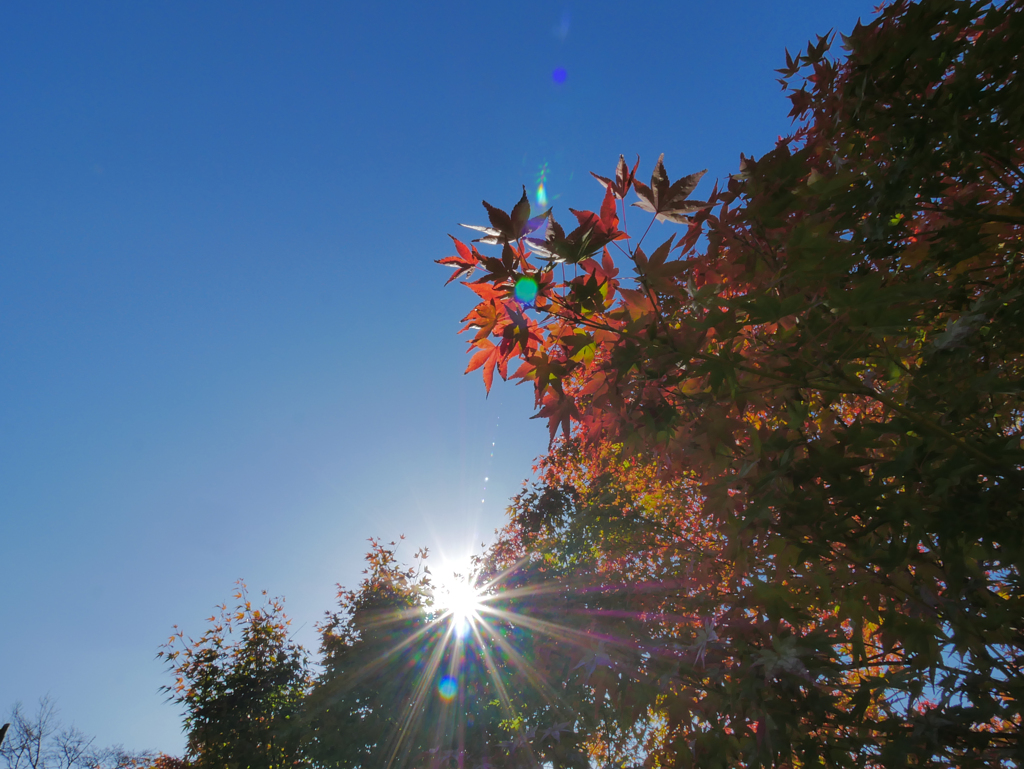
[0,0,875,755]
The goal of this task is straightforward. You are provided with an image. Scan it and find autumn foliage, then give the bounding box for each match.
[439,0,1024,765]
[158,582,309,769]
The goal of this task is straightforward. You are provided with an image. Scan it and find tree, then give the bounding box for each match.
[0,697,150,769]
[299,539,437,769]
[158,581,310,769]
[480,440,744,769]
[440,0,1023,764]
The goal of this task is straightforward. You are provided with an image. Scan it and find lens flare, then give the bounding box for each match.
[433,565,485,638]
[437,676,458,701]
[514,276,539,305]
[552,67,567,84]
[535,161,550,209]
[554,9,571,41]
[307,551,657,768]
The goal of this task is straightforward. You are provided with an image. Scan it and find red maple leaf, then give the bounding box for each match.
[436,236,480,285]
[532,389,581,445]
[465,339,504,393]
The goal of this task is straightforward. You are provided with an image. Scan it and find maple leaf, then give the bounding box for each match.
[460,302,501,341]
[755,635,810,682]
[564,270,610,316]
[527,194,626,265]
[776,47,802,79]
[932,312,984,350]
[572,640,614,681]
[532,388,580,445]
[591,154,640,199]
[509,186,533,241]
[598,183,619,232]
[523,216,566,261]
[519,352,568,394]
[634,236,688,292]
[466,281,507,303]
[477,242,520,284]
[498,301,542,360]
[618,288,655,322]
[510,357,536,381]
[460,188,549,244]
[569,188,624,242]
[436,236,481,285]
[690,618,718,669]
[632,154,711,223]
[539,722,572,743]
[503,300,529,334]
[599,247,619,279]
[465,339,505,393]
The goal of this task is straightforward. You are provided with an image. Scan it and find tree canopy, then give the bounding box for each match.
[436,0,1024,765]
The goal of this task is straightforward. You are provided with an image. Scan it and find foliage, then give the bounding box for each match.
[299,538,545,769]
[138,757,193,769]
[440,0,1024,765]
[299,538,438,768]
[479,441,731,769]
[0,697,151,769]
[295,535,603,769]
[158,581,310,769]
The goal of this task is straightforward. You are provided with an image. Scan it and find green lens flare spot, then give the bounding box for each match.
[514,276,539,305]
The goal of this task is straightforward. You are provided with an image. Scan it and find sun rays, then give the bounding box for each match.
[316,553,666,769]
[362,559,593,768]
[432,565,486,639]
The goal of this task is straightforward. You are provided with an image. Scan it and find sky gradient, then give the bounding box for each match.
[1,0,875,755]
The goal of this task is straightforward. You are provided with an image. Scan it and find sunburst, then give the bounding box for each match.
[432,563,486,638]
[357,555,620,769]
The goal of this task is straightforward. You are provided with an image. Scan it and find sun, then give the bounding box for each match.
[432,565,485,637]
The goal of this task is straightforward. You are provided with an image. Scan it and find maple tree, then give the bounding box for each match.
[158,581,309,769]
[439,0,1024,765]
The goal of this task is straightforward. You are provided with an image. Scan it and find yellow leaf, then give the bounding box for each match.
[682,378,703,395]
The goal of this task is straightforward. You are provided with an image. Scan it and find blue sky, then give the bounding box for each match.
[0,0,874,755]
